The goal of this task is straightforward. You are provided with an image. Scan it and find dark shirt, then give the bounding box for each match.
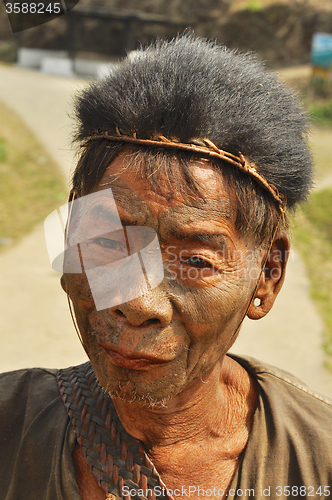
[0,355,331,499]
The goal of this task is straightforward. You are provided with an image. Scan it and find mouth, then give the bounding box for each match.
[101,345,169,370]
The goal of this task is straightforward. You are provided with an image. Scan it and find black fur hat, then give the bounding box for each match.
[73,34,313,207]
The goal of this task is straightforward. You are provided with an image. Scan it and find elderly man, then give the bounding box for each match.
[1,35,331,499]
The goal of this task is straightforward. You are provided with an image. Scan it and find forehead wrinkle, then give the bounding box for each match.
[97,169,237,241]
[158,198,236,241]
[98,179,155,227]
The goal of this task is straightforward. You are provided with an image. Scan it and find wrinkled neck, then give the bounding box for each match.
[112,355,257,449]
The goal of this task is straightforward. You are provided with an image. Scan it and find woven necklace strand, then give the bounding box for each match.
[57,362,169,500]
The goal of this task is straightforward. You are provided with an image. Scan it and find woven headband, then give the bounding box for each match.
[82,129,287,214]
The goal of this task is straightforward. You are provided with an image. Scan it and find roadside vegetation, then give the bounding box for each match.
[309,98,332,128]
[291,189,332,371]
[0,100,66,251]
[284,74,332,368]
[291,98,332,368]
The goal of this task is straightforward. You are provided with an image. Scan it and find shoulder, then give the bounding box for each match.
[230,354,332,436]
[0,367,62,431]
[227,354,332,490]
[0,366,81,500]
[229,353,332,411]
[229,354,332,484]
[0,367,60,424]
[0,366,59,397]
[0,367,68,464]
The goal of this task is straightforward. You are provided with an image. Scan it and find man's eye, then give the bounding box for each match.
[94,237,124,250]
[181,256,211,268]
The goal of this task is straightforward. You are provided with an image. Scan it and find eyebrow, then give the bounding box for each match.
[86,204,121,224]
[85,204,149,233]
[174,231,228,250]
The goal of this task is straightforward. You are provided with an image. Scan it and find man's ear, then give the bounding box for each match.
[247,231,291,320]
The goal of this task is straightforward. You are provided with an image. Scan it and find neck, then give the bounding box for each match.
[112,355,257,450]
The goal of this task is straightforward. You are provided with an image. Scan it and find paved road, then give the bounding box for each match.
[0,63,331,398]
[0,63,86,187]
[0,64,87,370]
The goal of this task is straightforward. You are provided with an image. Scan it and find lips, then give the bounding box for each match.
[101,345,169,370]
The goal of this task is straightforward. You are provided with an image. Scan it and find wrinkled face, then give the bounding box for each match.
[62,155,263,405]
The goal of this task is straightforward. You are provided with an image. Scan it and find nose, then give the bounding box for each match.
[108,289,173,327]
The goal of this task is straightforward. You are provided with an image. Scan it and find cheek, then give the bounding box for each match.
[62,273,93,303]
[82,309,120,349]
[166,262,254,327]
[61,273,96,337]
[164,265,257,372]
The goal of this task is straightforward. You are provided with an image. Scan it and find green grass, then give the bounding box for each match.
[0,100,67,250]
[245,0,262,11]
[295,99,332,368]
[309,99,332,128]
[291,188,332,370]
[309,127,332,177]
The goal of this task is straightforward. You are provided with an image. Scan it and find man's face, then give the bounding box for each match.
[62,154,262,405]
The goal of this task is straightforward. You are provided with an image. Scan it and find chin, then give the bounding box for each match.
[105,383,170,409]
[92,359,187,409]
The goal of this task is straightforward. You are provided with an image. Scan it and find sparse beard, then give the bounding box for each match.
[97,376,169,409]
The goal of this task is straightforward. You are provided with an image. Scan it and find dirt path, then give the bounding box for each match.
[0,64,331,398]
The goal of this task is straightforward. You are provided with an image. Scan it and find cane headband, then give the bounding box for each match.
[81,128,287,215]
